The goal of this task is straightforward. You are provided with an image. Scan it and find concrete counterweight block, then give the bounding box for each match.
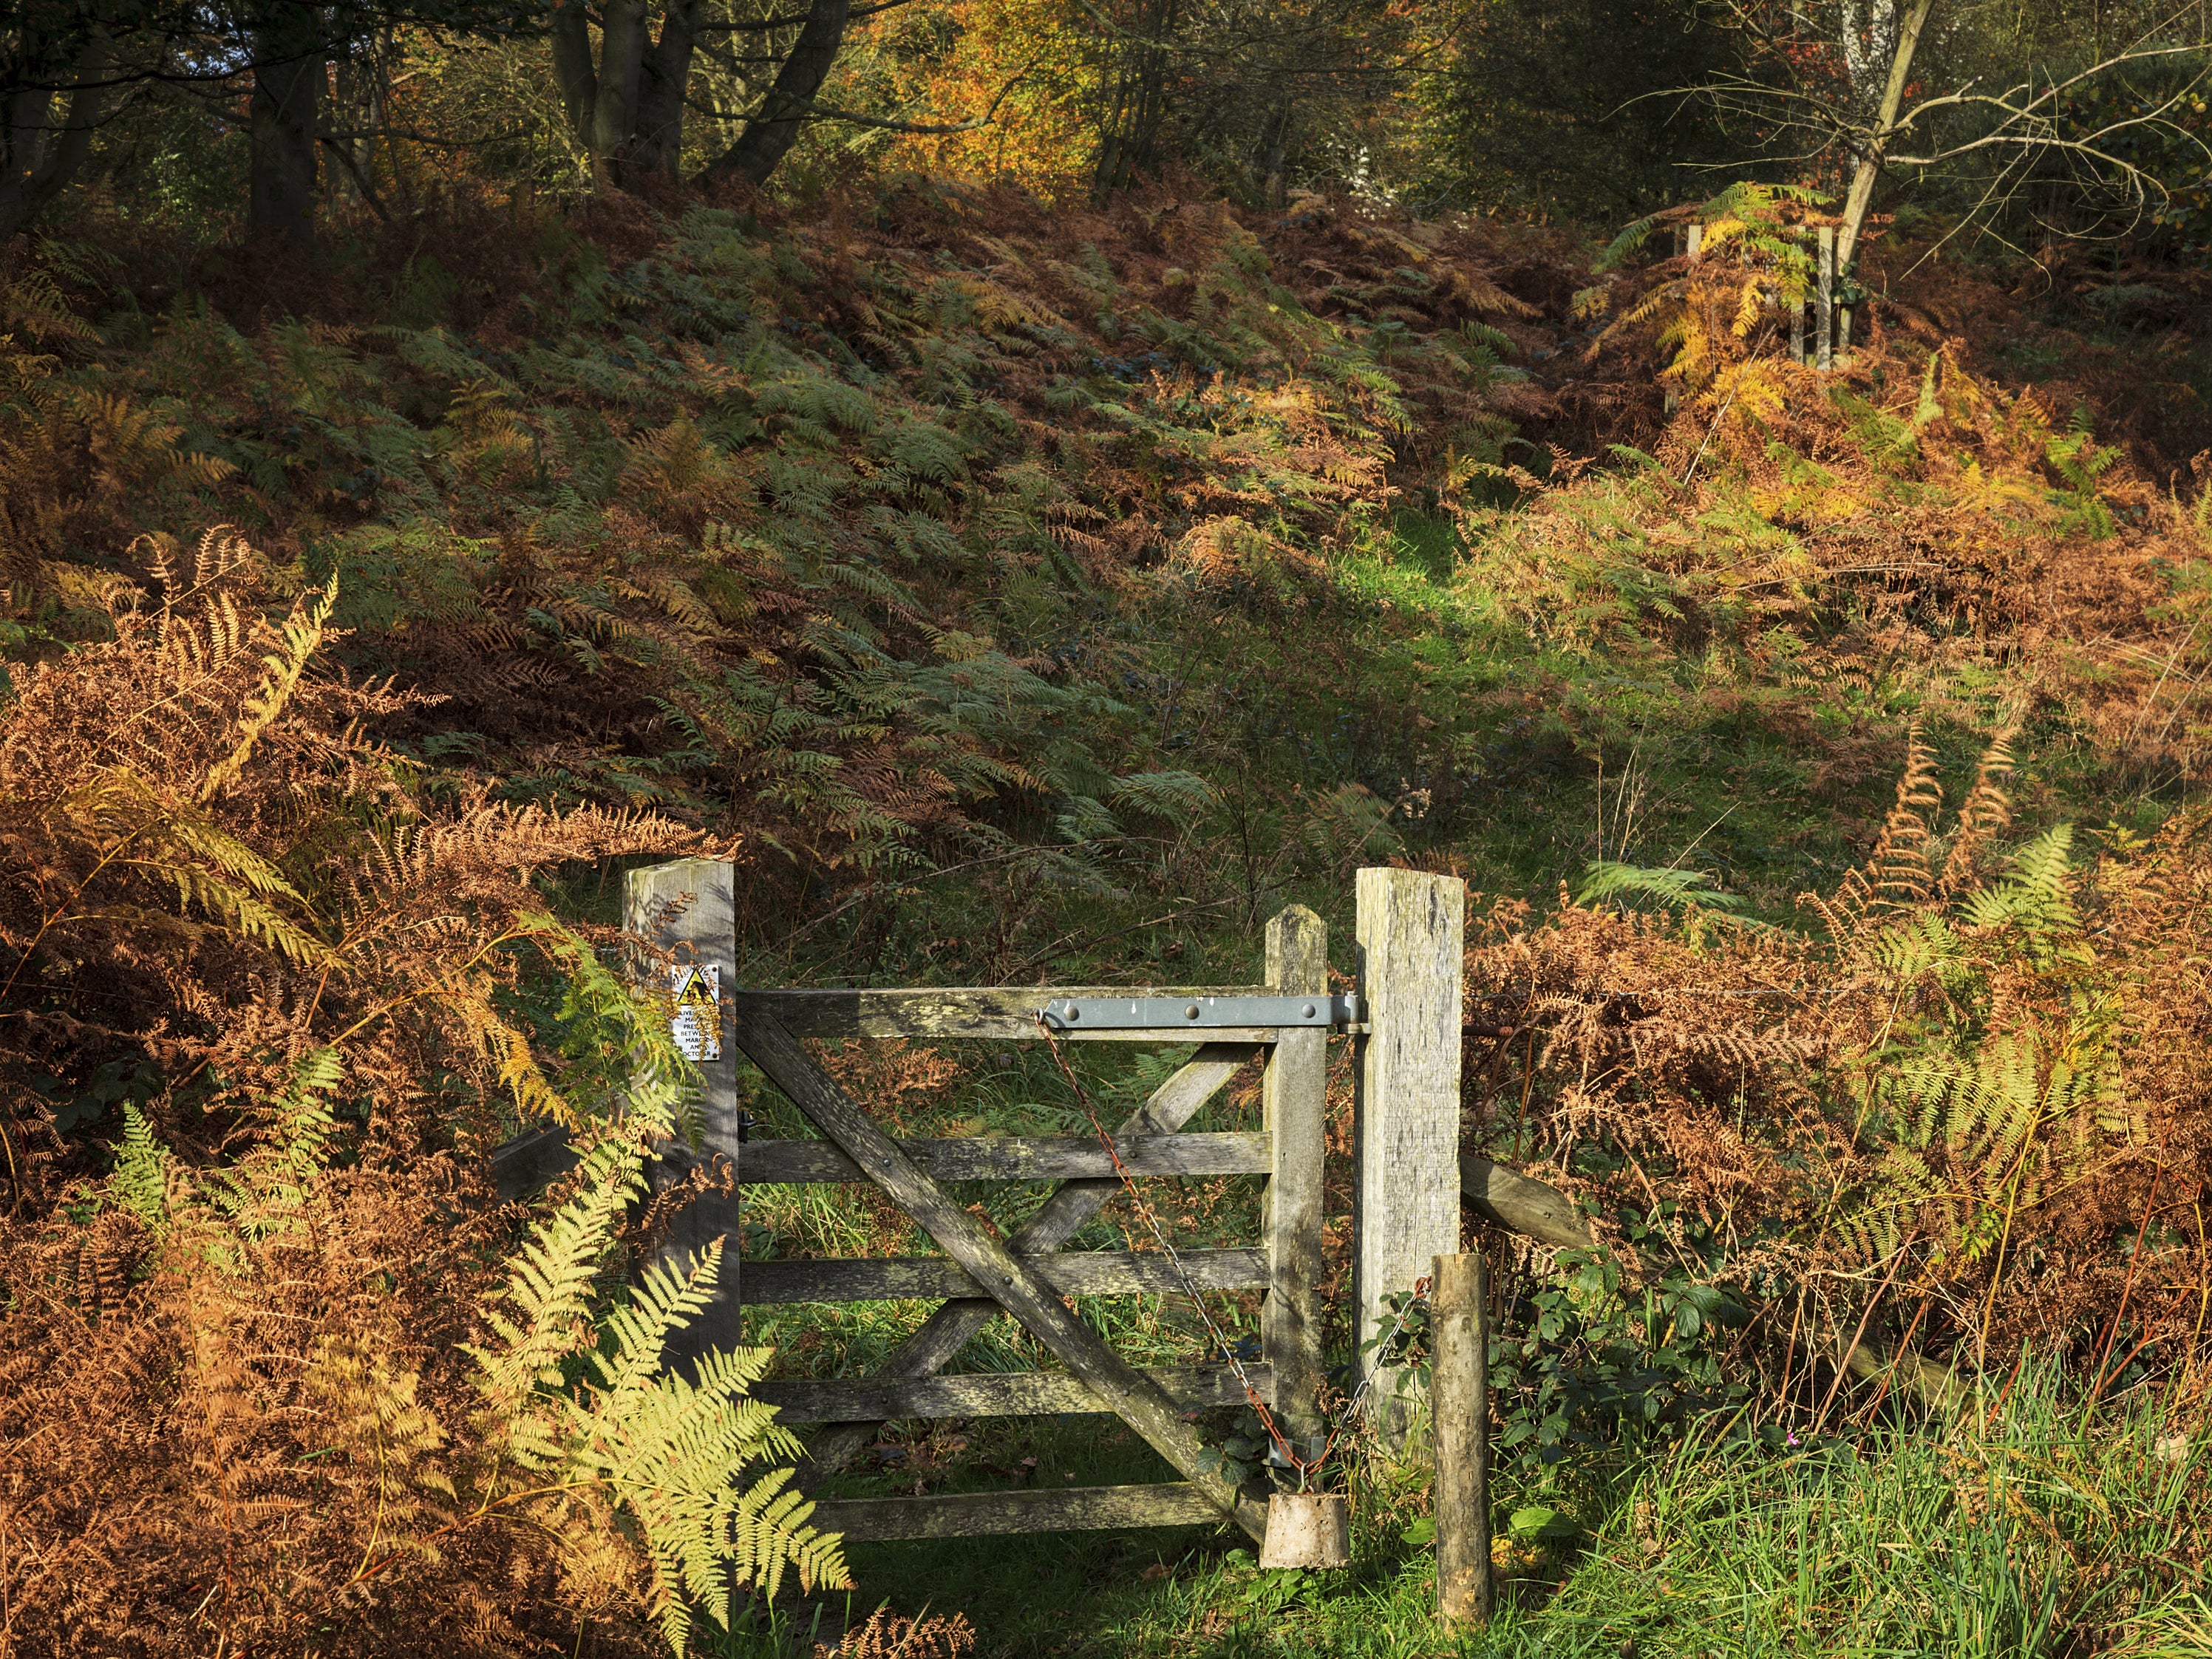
[1258,1491,1350,1569]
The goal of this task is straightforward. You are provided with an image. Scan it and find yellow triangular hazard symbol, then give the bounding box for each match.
[674,966,717,1008]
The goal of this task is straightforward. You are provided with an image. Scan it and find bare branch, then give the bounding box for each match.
[694,0,917,32]
[690,69,1031,135]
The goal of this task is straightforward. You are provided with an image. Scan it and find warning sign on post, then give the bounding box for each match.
[670,963,722,1061]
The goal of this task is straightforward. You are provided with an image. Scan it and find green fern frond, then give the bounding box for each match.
[1914,353,1944,430]
[1595,212,1661,273]
[274,1047,346,1187]
[1868,912,1969,987]
[1576,860,1749,913]
[1957,825,2079,938]
[107,1104,171,1235]
[466,1134,646,1426]
[1108,769,1217,831]
[466,1135,845,1653]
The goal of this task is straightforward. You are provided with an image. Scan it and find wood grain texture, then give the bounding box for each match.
[1458,1154,1595,1250]
[734,985,1271,1041]
[1262,905,1328,1436]
[1354,866,1465,1446]
[489,1125,578,1201]
[732,1010,1269,1542]
[752,1362,1270,1423]
[797,1042,1258,1476]
[740,1247,1267,1306]
[736,1131,1270,1185]
[1432,1252,1493,1629]
[808,1483,1226,1541]
[626,856,738,1368]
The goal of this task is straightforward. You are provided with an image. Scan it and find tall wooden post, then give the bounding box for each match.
[1434,1251,1493,1629]
[1354,867,1465,1447]
[1789,270,1806,365]
[1264,905,1329,1440]
[1817,226,1837,371]
[625,856,740,1365]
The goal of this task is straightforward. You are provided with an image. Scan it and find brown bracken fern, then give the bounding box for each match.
[1,535,842,1655]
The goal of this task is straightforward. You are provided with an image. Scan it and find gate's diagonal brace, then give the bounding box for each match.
[797,1042,1258,1476]
[732,1009,1269,1543]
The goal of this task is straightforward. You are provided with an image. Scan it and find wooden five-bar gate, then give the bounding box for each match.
[498,859,1464,1547]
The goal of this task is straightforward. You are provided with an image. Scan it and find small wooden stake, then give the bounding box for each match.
[1667,225,1704,416]
[1817,226,1836,370]
[1434,1251,1493,1630]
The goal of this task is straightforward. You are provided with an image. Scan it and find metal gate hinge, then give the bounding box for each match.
[1039,993,1361,1030]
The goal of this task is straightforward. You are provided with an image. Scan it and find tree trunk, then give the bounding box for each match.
[250,14,324,246]
[1835,0,1936,279]
[549,0,599,149]
[631,1,701,178]
[0,30,109,243]
[1088,0,1178,203]
[589,0,651,188]
[1259,99,1293,210]
[696,0,853,190]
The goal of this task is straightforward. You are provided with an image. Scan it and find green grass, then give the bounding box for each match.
[715,1364,2208,1658]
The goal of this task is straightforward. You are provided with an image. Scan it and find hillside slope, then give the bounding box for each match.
[4,177,2211,1654]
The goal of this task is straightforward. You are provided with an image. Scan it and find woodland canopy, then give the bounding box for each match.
[4,0,2208,242]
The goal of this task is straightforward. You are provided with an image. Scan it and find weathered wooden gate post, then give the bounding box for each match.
[1354,867,1465,1448]
[625,856,741,1363]
[1264,905,1329,1440]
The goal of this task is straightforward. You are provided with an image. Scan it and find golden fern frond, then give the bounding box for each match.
[50,767,330,963]
[1731,275,1766,338]
[444,974,581,1130]
[1866,724,1944,913]
[198,573,338,803]
[1701,216,1749,256]
[464,1134,845,1654]
[579,1261,844,1649]
[304,1334,457,1531]
[466,1135,645,1428]
[1450,270,1539,317]
[1939,725,2019,895]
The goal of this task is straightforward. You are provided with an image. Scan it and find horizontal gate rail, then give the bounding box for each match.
[738,1130,1270,1185]
[1039,994,1358,1029]
[811,1483,1223,1542]
[733,985,1278,1040]
[742,1247,1268,1305]
[753,1362,1270,1423]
